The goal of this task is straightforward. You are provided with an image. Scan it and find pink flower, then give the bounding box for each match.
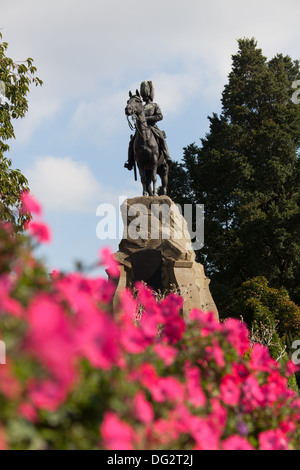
[151,418,179,446]
[18,402,38,423]
[28,378,70,412]
[20,191,42,216]
[220,375,241,406]
[223,318,250,356]
[0,295,23,317]
[129,363,184,404]
[121,321,151,354]
[0,275,23,317]
[25,294,77,386]
[27,221,51,243]
[261,370,291,407]
[156,376,185,403]
[279,421,295,435]
[286,360,300,377]
[222,435,254,450]
[160,294,183,319]
[189,309,221,337]
[190,416,220,450]
[230,362,250,383]
[129,362,158,387]
[139,312,159,341]
[99,247,120,278]
[184,361,206,407]
[153,343,178,365]
[205,339,225,368]
[250,343,278,372]
[28,294,68,337]
[169,404,194,434]
[101,412,135,450]
[163,315,185,344]
[118,289,138,323]
[137,283,162,316]
[74,303,120,370]
[241,376,265,410]
[259,429,289,450]
[133,391,154,424]
[211,398,227,432]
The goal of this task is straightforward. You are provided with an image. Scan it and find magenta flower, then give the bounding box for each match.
[28,378,72,412]
[0,275,23,317]
[222,435,254,450]
[190,415,220,450]
[205,339,225,368]
[189,309,221,337]
[25,294,77,387]
[220,375,241,406]
[259,429,289,450]
[74,302,120,370]
[18,402,38,423]
[101,412,135,450]
[223,318,250,356]
[163,315,185,344]
[133,391,154,424]
[250,343,278,372]
[20,191,42,216]
[153,343,178,365]
[184,361,206,407]
[99,247,120,278]
[27,221,51,243]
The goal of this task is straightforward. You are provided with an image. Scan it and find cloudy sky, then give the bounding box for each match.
[1,0,300,273]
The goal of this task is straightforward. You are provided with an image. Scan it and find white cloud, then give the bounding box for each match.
[2,0,300,144]
[67,89,127,145]
[25,156,102,213]
[25,155,139,213]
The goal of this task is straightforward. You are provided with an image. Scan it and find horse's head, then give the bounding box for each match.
[125,90,143,117]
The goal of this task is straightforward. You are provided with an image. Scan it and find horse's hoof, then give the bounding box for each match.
[143,192,148,196]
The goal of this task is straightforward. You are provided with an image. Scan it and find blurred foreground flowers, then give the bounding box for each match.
[0,194,300,450]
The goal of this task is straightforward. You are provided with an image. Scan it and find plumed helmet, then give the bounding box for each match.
[140,80,154,101]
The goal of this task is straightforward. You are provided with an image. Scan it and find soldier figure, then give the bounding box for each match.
[124,81,172,171]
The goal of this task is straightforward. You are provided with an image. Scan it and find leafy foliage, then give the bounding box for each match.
[232,276,300,388]
[0,32,42,230]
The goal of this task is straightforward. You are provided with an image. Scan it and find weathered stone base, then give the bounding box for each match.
[112,196,218,319]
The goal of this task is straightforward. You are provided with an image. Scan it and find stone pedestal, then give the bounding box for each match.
[113,196,218,319]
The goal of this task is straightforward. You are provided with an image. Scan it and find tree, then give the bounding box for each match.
[0,32,42,230]
[169,38,300,317]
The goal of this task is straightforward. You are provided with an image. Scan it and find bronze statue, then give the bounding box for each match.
[124,81,171,196]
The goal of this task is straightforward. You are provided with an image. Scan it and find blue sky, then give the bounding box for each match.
[1,0,300,274]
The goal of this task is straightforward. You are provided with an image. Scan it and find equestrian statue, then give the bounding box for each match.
[124,80,172,196]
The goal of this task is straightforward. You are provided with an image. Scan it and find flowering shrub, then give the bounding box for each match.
[0,193,300,450]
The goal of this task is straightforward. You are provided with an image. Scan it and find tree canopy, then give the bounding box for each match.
[169,38,300,317]
[0,32,42,230]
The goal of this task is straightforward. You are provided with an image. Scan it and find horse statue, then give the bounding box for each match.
[125,89,169,196]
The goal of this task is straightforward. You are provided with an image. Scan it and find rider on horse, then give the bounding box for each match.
[124,81,172,171]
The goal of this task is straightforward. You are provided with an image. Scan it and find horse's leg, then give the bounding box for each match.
[138,164,148,196]
[157,163,168,195]
[146,170,153,196]
[161,166,168,195]
[152,162,158,196]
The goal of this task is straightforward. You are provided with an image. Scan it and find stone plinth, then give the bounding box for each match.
[113,196,218,319]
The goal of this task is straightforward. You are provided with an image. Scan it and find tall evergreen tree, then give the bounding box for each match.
[169,38,300,317]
